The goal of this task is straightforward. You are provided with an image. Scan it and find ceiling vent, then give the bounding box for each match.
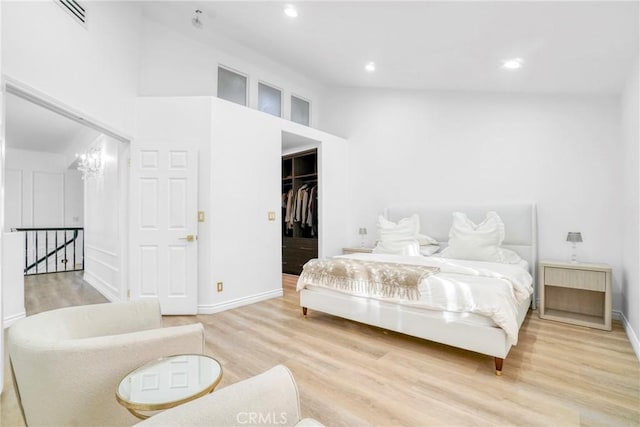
[56,0,87,27]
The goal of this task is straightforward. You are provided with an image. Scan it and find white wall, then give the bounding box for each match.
[1,1,141,135]
[205,99,284,311]
[4,148,83,231]
[136,97,348,314]
[83,136,127,302]
[65,170,84,226]
[3,232,25,327]
[204,98,348,312]
[621,57,640,356]
[138,17,323,127]
[1,1,5,392]
[319,88,624,309]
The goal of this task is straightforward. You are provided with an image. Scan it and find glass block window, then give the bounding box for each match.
[258,82,282,117]
[217,66,247,106]
[291,96,310,126]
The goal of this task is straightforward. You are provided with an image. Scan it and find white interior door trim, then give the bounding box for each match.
[1,75,133,301]
[3,75,132,143]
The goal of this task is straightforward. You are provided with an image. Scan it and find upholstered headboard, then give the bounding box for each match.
[385,203,538,308]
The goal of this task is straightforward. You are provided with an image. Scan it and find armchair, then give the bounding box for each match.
[136,365,323,427]
[8,300,204,426]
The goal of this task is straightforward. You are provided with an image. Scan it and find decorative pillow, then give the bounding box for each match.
[416,233,438,246]
[373,214,438,256]
[497,248,523,264]
[419,244,441,257]
[372,239,421,256]
[377,214,420,242]
[439,211,505,262]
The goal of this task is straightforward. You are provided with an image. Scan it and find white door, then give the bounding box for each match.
[130,146,198,314]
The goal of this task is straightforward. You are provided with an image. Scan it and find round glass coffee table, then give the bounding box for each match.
[116,354,223,419]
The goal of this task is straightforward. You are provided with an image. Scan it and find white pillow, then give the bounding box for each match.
[416,233,438,246]
[373,239,421,256]
[374,214,438,256]
[439,211,505,262]
[377,214,420,242]
[419,245,441,257]
[497,248,524,264]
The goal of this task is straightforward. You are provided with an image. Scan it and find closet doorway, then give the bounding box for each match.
[281,131,321,277]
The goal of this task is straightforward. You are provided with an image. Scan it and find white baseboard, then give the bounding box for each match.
[615,310,640,362]
[3,311,26,329]
[83,271,121,303]
[198,288,283,314]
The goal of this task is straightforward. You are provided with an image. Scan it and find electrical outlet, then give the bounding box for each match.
[217,282,223,292]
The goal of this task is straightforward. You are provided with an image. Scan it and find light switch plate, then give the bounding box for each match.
[198,211,205,222]
[268,211,276,221]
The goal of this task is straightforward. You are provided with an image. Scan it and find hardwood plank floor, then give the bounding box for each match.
[24,271,109,315]
[2,273,639,426]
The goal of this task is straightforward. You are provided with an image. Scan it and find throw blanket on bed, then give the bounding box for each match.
[298,258,440,301]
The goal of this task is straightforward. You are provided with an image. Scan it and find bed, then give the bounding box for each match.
[297,203,537,375]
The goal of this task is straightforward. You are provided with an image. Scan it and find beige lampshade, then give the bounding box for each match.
[566,232,583,243]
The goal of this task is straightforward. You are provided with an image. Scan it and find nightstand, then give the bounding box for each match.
[342,247,374,254]
[538,260,611,331]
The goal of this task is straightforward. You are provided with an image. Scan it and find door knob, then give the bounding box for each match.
[180,235,195,242]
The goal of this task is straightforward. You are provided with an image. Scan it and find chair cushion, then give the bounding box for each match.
[136,365,302,426]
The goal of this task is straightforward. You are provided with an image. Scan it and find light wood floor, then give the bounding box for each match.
[23,271,109,315]
[2,273,639,426]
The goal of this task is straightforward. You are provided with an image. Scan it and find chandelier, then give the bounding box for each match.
[76,145,103,180]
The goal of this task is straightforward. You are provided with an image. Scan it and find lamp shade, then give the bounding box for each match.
[566,232,583,243]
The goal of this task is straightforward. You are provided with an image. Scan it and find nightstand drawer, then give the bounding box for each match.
[544,267,606,292]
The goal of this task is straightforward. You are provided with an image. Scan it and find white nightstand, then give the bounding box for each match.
[538,260,612,331]
[342,247,374,254]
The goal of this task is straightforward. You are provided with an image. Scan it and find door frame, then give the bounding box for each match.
[0,75,133,303]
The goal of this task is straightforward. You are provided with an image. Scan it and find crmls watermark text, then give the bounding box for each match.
[236,412,288,425]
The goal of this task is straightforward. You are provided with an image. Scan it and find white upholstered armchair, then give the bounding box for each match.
[8,300,204,427]
[136,364,323,427]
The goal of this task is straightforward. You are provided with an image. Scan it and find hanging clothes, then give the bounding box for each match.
[284,188,294,229]
[306,186,316,230]
[281,183,317,235]
[294,184,308,223]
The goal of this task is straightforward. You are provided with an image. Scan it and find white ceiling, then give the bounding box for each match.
[6,2,637,154]
[5,93,99,155]
[143,1,639,94]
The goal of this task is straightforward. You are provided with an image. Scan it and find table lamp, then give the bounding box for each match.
[566,232,583,263]
[358,227,367,248]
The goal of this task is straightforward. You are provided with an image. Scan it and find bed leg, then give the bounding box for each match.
[302,307,308,318]
[494,357,504,376]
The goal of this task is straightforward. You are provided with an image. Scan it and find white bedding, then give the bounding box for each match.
[297,253,533,345]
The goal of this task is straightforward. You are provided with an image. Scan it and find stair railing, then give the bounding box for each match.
[11,227,84,275]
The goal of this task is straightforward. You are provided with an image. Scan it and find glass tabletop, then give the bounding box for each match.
[116,354,222,411]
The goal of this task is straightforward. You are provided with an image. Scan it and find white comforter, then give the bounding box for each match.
[297,253,533,345]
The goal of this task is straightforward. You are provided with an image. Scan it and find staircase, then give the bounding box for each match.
[12,228,84,275]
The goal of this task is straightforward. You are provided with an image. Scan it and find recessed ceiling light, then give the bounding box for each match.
[284,5,298,18]
[365,61,376,72]
[502,58,523,70]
